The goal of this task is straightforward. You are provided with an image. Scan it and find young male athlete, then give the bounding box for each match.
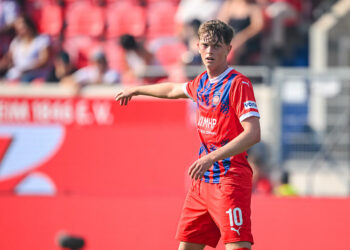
[115,20,260,250]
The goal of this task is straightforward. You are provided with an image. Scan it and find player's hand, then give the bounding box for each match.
[188,155,214,180]
[115,88,137,106]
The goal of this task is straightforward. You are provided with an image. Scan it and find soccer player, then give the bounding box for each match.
[115,19,260,250]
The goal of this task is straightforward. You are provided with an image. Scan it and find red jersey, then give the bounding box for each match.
[184,67,260,183]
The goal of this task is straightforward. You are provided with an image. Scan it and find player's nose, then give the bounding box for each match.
[207,45,214,53]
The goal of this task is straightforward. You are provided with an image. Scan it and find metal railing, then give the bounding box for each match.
[273,67,350,196]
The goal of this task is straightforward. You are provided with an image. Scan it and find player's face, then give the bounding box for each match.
[198,35,231,72]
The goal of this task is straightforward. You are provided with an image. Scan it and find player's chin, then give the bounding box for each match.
[205,63,217,70]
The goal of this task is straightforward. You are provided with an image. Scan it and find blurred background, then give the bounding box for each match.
[0,0,350,249]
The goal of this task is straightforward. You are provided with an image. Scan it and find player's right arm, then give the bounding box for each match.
[115,82,188,105]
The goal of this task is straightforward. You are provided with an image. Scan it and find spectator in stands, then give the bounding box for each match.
[275,171,298,196]
[256,0,302,66]
[0,0,20,31]
[0,0,21,58]
[46,50,76,83]
[180,19,202,66]
[62,50,120,88]
[218,0,264,65]
[119,34,161,84]
[248,141,273,195]
[175,0,224,44]
[0,15,51,82]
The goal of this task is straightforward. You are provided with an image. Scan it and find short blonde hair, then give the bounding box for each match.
[198,19,235,45]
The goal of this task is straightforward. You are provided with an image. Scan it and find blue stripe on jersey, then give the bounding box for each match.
[204,81,215,106]
[197,73,208,103]
[203,170,210,183]
[222,158,231,174]
[213,76,225,93]
[198,73,208,90]
[199,142,211,183]
[212,161,221,183]
[198,144,205,156]
[219,74,236,115]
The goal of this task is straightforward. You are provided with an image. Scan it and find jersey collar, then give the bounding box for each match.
[208,67,233,84]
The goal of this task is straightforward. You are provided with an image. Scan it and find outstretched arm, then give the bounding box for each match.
[115,82,188,105]
[188,116,261,180]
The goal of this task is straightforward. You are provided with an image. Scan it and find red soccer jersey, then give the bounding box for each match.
[184,67,260,183]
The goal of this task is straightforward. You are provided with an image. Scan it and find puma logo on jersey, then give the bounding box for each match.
[231,226,241,235]
[198,116,217,130]
[241,81,250,86]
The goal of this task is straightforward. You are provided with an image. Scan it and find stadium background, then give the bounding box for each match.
[1,0,350,249]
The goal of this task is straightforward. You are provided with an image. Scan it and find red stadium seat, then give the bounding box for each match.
[103,40,125,72]
[65,1,105,38]
[146,0,179,4]
[155,41,186,67]
[105,2,146,39]
[25,1,63,37]
[39,3,63,37]
[63,37,103,68]
[105,0,139,4]
[63,0,86,3]
[154,41,188,82]
[146,1,178,40]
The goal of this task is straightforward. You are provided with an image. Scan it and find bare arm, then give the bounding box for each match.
[231,6,264,51]
[189,116,261,180]
[0,51,13,71]
[217,0,231,23]
[115,82,188,105]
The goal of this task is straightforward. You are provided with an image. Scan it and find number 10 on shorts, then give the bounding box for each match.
[226,207,243,234]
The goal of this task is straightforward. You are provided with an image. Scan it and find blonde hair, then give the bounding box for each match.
[198,19,235,45]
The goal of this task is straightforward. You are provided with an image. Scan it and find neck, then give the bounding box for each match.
[207,64,229,79]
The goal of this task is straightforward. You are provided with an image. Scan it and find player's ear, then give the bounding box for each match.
[226,43,232,56]
[228,44,232,53]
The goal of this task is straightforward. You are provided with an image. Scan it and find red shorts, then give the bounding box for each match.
[175,169,254,248]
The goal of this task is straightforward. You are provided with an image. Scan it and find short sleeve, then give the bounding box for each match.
[9,37,19,53]
[35,35,50,50]
[231,76,260,122]
[183,80,196,101]
[184,72,204,102]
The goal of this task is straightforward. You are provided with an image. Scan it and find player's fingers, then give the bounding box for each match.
[195,167,204,180]
[190,163,201,180]
[125,97,130,105]
[188,162,196,177]
[115,92,125,101]
[115,92,122,100]
[121,97,127,106]
[124,97,129,105]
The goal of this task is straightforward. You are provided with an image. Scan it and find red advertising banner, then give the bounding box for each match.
[0,97,198,196]
[0,97,192,125]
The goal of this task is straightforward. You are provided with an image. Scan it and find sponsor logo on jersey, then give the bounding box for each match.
[198,116,217,130]
[212,92,221,106]
[244,101,257,110]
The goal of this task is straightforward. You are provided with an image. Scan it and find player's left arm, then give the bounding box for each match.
[189,116,260,180]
